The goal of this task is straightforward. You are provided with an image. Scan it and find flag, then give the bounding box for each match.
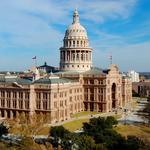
[32,56,36,59]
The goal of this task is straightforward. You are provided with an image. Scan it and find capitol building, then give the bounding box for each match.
[0,10,132,123]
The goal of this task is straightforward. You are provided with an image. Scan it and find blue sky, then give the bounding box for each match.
[0,0,150,72]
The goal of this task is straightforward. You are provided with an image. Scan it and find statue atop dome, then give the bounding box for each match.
[73,9,79,24]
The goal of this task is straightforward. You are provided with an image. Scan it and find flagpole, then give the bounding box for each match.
[110,53,112,65]
[108,53,112,66]
[32,56,37,68]
[35,58,37,67]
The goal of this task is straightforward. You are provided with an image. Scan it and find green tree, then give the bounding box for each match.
[75,135,96,150]
[0,122,8,137]
[82,117,145,150]
[50,126,70,139]
[125,136,145,150]
[50,126,70,148]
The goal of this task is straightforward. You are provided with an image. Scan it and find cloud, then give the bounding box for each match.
[0,0,138,49]
[93,41,150,72]
[0,0,149,72]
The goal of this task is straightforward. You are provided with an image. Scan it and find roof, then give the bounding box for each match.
[37,62,55,68]
[0,77,32,85]
[55,70,80,75]
[34,77,78,84]
[65,9,88,39]
[82,67,107,75]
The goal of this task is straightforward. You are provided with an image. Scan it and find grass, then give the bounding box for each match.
[72,111,101,118]
[36,126,50,135]
[63,118,89,132]
[114,125,150,142]
[9,124,50,136]
[113,114,122,120]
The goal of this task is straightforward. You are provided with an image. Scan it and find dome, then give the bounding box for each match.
[64,9,88,39]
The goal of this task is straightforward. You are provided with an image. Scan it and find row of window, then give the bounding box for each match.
[64,40,88,47]
[54,88,82,99]
[84,88,105,94]
[61,64,90,68]
[84,79,106,85]
[36,100,48,110]
[0,99,29,109]
[0,91,29,99]
[36,92,49,100]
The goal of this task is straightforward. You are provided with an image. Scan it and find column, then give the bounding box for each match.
[5,91,7,108]
[71,40,73,47]
[4,110,7,118]
[10,91,13,108]
[75,50,77,62]
[86,52,88,61]
[16,92,19,109]
[65,51,67,62]
[79,50,81,62]
[88,103,90,111]
[29,85,36,116]
[41,92,43,110]
[84,52,86,61]
[10,110,13,119]
[23,92,25,109]
[47,93,49,110]
[70,51,71,62]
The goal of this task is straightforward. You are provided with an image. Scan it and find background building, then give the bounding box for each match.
[127,70,139,82]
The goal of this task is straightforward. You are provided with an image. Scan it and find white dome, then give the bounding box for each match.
[64,9,88,39]
[65,23,87,39]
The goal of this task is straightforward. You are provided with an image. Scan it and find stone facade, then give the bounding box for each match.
[0,76,83,123]
[0,9,132,123]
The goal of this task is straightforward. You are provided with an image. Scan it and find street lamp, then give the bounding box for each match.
[124,108,128,125]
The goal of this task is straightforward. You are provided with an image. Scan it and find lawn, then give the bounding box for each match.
[114,125,150,143]
[63,118,89,132]
[72,111,101,118]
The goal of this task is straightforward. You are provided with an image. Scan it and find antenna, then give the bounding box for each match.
[108,53,112,65]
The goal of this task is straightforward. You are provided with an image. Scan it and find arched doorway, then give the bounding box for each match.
[112,83,116,108]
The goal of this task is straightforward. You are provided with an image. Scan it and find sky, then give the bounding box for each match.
[0,0,150,72]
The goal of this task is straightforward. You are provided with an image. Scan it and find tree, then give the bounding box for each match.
[0,122,8,137]
[50,126,70,148]
[125,136,145,150]
[82,117,145,150]
[50,126,70,139]
[75,135,96,150]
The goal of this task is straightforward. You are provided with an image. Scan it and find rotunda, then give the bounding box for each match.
[60,9,92,72]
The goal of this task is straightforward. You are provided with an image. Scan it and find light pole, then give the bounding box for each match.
[124,108,128,125]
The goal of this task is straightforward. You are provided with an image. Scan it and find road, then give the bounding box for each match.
[118,98,148,124]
